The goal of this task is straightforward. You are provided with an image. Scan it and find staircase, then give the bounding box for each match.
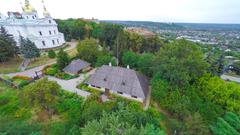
[18,59,30,71]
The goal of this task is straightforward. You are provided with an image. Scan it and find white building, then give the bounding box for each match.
[0,0,65,49]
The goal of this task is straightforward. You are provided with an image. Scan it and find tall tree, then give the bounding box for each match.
[19,36,40,59]
[23,78,61,116]
[57,49,70,70]
[77,38,100,64]
[0,26,17,62]
[154,39,209,88]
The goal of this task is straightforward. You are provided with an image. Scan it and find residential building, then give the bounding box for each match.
[85,65,150,103]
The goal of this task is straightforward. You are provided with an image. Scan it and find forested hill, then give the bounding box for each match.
[102,20,184,30]
[103,20,240,31]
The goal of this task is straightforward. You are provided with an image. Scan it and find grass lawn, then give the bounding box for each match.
[0,57,23,74]
[27,55,56,69]
[66,47,78,59]
[27,45,78,69]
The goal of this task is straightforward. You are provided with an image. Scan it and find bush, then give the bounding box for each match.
[55,72,78,80]
[12,75,32,81]
[18,80,30,88]
[44,67,58,76]
[48,50,56,58]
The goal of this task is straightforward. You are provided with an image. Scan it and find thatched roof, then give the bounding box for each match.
[86,65,149,99]
[63,59,90,74]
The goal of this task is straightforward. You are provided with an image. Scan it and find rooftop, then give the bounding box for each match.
[86,65,149,99]
[63,59,90,74]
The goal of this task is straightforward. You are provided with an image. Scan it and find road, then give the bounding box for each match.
[221,74,240,83]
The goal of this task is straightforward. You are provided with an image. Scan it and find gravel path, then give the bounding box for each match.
[221,74,240,83]
[47,69,96,97]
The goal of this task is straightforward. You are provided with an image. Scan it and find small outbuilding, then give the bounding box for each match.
[63,59,91,75]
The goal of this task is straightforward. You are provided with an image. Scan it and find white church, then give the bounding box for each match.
[0,0,65,49]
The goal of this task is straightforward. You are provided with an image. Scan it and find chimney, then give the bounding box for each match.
[127,65,130,69]
[109,62,112,67]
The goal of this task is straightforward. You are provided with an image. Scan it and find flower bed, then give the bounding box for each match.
[0,75,32,88]
[43,64,79,80]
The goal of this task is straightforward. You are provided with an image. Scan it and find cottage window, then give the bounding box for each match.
[39,31,42,36]
[49,31,52,35]
[131,95,138,99]
[49,20,51,23]
[42,41,46,46]
[117,91,123,95]
[32,16,34,19]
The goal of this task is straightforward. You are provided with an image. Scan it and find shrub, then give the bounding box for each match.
[55,72,76,80]
[12,75,32,81]
[18,80,30,88]
[224,112,240,131]
[48,50,56,58]
[44,67,58,76]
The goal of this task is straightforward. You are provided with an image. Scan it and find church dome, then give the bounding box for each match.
[23,0,36,13]
[43,10,50,17]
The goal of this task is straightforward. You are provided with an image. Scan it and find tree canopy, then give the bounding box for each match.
[154,39,209,88]
[0,26,17,62]
[19,36,40,59]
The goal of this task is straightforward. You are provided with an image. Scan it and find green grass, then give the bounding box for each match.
[66,47,78,58]
[0,57,22,74]
[27,55,56,69]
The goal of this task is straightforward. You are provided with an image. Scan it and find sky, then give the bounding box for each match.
[0,0,240,24]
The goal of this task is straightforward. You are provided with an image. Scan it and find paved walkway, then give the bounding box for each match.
[65,42,77,51]
[48,69,95,98]
[221,74,240,83]
[6,62,54,78]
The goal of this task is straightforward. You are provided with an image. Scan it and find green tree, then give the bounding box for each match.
[95,52,116,67]
[81,112,139,135]
[224,112,240,131]
[19,36,40,59]
[127,32,144,53]
[142,36,163,53]
[210,117,240,135]
[97,23,123,50]
[137,53,155,77]
[48,50,56,58]
[140,124,166,135]
[122,51,139,69]
[22,78,61,116]
[184,113,210,135]
[154,39,209,88]
[196,74,240,113]
[77,38,100,64]
[57,49,70,70]
[0,26,17,62]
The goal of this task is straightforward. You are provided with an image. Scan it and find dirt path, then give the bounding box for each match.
[152,101,172,135]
